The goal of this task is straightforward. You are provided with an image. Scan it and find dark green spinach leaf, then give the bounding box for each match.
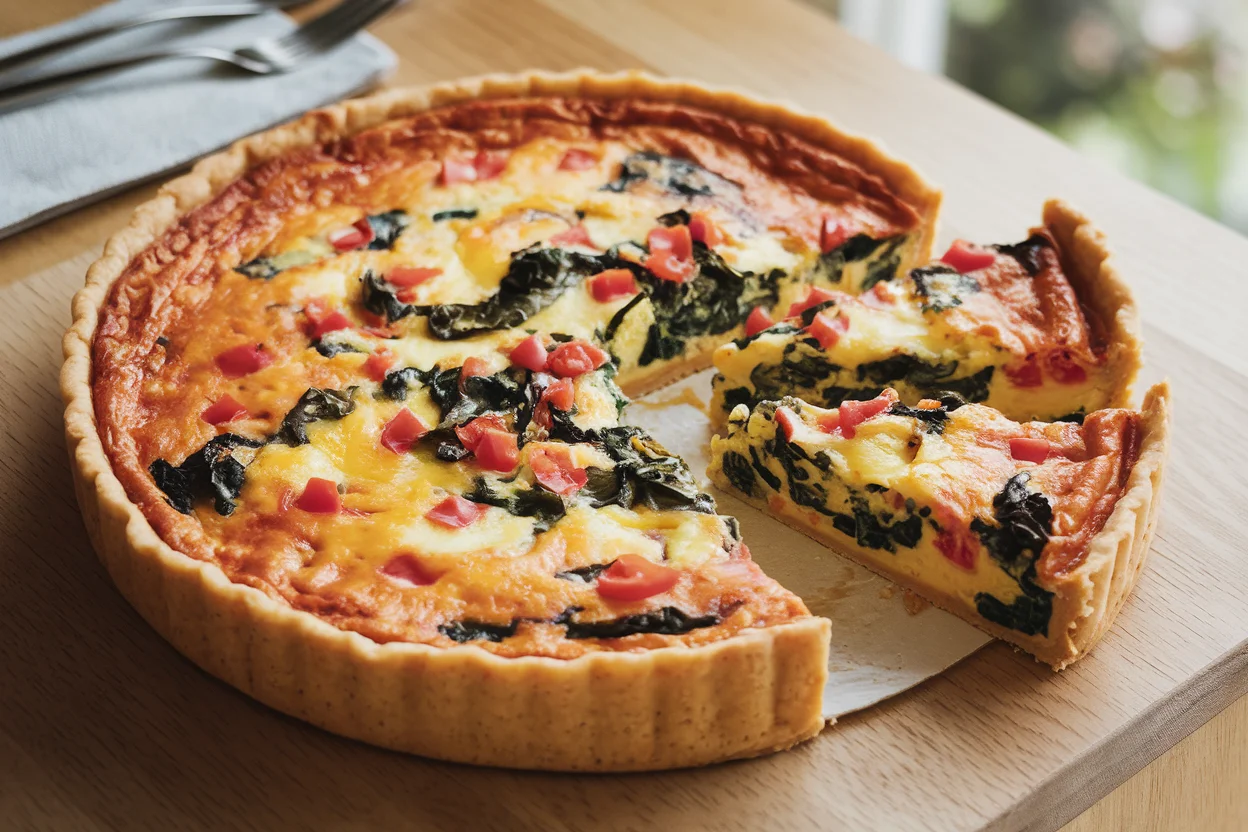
[274,387,357,446]
[719,451,757,497]
[432,208,478,222]
[636,243,782,365]
[970,473,1055,636]
[554,563,613,583]
[563,606,720,639]
[857,356,995,403]
[149,433,263,516]
[994,233,1051,276]
[465,476,567,534]
[364,210,410,250]
[438,620,518,643]
[910,266,981,313]
[549,412,716,515]
[601,151,740,199]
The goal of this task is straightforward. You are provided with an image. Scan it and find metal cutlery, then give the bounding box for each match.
[0,0,405,115]
[0,1,312,75]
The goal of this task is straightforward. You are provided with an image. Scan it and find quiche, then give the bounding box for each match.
[707,384,1169,668]
[60,70,1165,771]
[62,71,947,772]
[710,201,1142,426]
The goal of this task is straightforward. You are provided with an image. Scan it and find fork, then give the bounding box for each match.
[0,0,405,114]
[0,1,312,75]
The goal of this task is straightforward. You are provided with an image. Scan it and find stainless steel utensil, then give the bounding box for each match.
[0,0,404,114]
[0,1,311,75]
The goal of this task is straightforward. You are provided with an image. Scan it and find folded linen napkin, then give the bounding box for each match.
[0,0,396,240]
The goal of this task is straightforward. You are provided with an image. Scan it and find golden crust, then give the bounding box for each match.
[59,70,916,770]
[1040,381,1170,668]
[708,382,1170,669]
[1042,198,1143,408]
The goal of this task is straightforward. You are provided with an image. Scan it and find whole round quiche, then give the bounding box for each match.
[61,71,1169,771]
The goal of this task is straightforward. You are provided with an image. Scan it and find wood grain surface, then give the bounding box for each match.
[2,1,1247,830]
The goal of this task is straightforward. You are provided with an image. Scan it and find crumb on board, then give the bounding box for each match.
[903,590,930,616]
[878,585,896,600]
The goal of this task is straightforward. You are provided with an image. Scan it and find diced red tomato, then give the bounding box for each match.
[440,156,478,185]
[388,266,442,288]
[459,356,491,391]
[646,251,697,282]
[647,224,693,261]
[1009,436,1051,464]
[549,224,597,249]
[363,348,396,383]
[380,553,436,586]
[595,554,680,602]
[532,402,553,430]
[806,311,849,350]
[939,239,997,273]
[775,406,803,441]
[816,409,841,434]
[557,148,599,171]
[688,211,724,247]
[426,495,486,528]
[473,149,509,180]
[308,309,353,341]
[863,281,895,308]
[303,296,330,322]
[296,477,341,514]
[935,528,977,569]
[838,390,897,439]
[509,334,549,372]
[787,286,841,318]
[1046,351,1088,385]
[745,306,774,337]
[201,394,247,425]
[361,325,398,339]
[587,268,638,302]
[547,341,609,378]
[645,224,696,282]
[820,215,852,253]
[215,343,272,378]
[454,414,509,452]
[473,429,519,472]
[1004,356,1044,388]
[540,377,576,412]
[529,446,589,496]
[380,407,429,454]
[329,218,375,251]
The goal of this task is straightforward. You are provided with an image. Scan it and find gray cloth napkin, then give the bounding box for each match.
[0,0,396,240]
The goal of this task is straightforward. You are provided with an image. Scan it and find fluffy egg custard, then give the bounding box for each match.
[710,213,1142,426]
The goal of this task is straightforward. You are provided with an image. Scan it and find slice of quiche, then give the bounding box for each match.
[710,201,1142,426]
[707,383,1169,668]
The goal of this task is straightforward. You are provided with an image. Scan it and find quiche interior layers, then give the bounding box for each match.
[707,392,1142,640]
[91,97,930,659]
[711,231,1118,426]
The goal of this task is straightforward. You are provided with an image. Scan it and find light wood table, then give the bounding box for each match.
[2,1,1247,829]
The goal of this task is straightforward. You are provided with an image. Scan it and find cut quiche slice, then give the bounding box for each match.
[707,384,1170,668]
[710,201,1142,425]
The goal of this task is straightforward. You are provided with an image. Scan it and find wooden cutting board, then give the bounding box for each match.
[3,1,1247,830]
